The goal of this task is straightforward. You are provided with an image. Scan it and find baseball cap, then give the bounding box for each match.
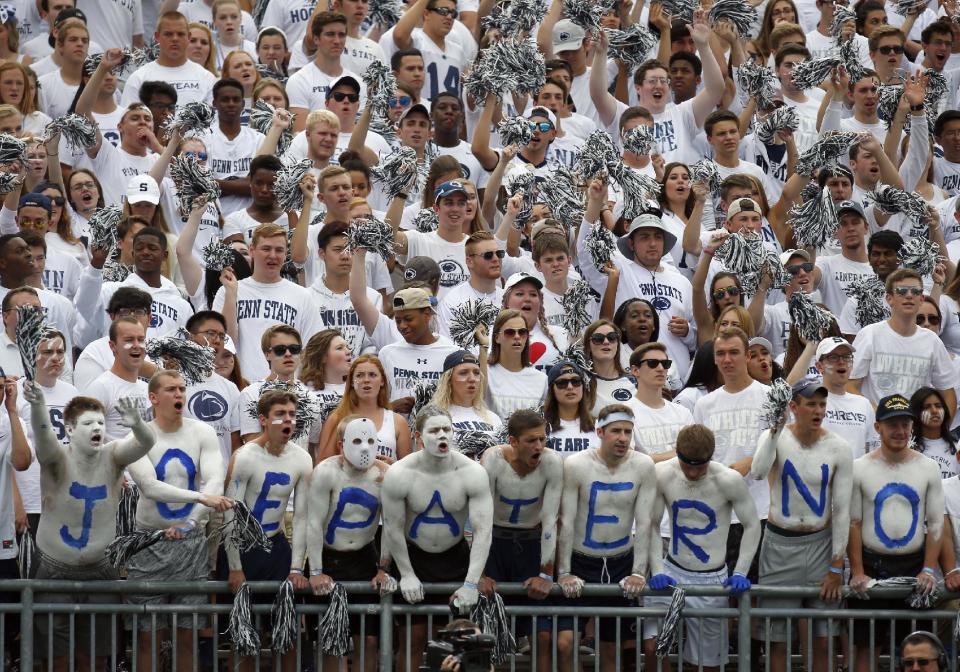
[547,360,585,387]
[392,286,436,311]
[530,219,564,240]
[126,174,161,205]
[875,393,914,422]
[726,198,761,221]
[443,350,479,372]
[816,336,855,359]
[54,7,86,26]
[403,257,440,284]
[326,75,360,96]
[779,249,811,266]
[527,105,557,129]
[504,272,543,291]
[617,214,678,259]
[18,193,50,214]
[748,336,773,353]
[791,376,828,399]
[399,102,430,124]
[434,179,468,203]
[552,20,585,53]
[836,200,867,220]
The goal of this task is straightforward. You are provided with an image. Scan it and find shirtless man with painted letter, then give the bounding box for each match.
[644,424,760,672]
[480,409,563,672]
[848,393,945,672]
[557,403,657,672]
[750,378,853,672]
[381,405,493,672]
[25,384,156,671]
[308,416,395,672]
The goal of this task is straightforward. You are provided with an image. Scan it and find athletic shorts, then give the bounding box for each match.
[323,542,380,636]
[848,548,929,645]
[216,532,291,605]
[35,552,120,659]
[395,539,470,625]
[485,526,549,635]
[126,526,211,630]
[758,524,838,641]
[561,549,635,643]
[643,557,728,668]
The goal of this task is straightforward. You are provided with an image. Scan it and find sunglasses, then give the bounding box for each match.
[637,358,672,369]
[389,95,412,108]
[589,332,618,344]
[786,262,814,275]
[893,286,923,296]
[47,195,65,206]
[554,377,583,389]
[901,660,934,668]
[428,6,458,17]
[877,44,904,55]
[330,91,360,103]
[529,121,553,133]
[502,327,529,338]
[269,344,302,356]
[917,314,941,326]
[468,250,505,260]
[712,286,742,301]
[184,150,208,161]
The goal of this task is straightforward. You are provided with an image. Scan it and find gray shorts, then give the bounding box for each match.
[758,524,838,641]
[126,526,211,630]
[34,552,120,659]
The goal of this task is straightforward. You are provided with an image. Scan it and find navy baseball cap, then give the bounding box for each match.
[443,350,479,372]
[791,376,828,399]
[434,179,468,203]
[875,394,914,422]
[19,193,51,214]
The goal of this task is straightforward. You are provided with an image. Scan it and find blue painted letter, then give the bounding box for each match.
[781,460,829,518]
[584,481,633,550]
[671,499,718,563]
[251,471,291,533]
[154,449,198,520]
[410,490,460,539]
[325,487,379,544]
[874,482,920,549]
[59,482,108,549]
[499,494,539,524]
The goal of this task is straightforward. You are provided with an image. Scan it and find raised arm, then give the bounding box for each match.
[22,382,65,465]
[348,101,381,166]
[689,9,725,127]
[290,173,316,266]
[256,108,292,157]
[750,428,779,480]
[148,127,185,187]
[77,49,127,157]
[110,398,157,467]
[590,33,620,130]
[786,339,818,385]
[393,0,427,50]
[175,197,208,298]
[471,93,501,172]
[349,248,384,336]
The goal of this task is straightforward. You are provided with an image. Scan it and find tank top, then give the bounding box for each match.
[376,411,397,461]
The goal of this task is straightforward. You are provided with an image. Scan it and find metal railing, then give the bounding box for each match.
[2,579,958,671]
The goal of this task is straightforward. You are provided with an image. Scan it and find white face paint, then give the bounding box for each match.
[67,410,106,449]
[343,418,378,470]
[420,414,453,458]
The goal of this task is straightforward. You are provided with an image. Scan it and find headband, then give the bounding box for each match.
[597,411,634,428]
[677,452,711,466]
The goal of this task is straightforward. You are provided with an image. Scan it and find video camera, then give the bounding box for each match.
[420,627,495,672]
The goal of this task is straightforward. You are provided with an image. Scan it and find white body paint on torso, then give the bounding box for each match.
[483,446,562,529]
[310,457,387,553]
[852,450,945,555]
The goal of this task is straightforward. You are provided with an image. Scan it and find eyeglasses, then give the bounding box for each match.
[893,286,924,296]
[877,44,904,55]
[468,249,505,260]
[901,660,934,668]
[712,286,742,301]
[269,344,302,356]
[822,353,854,364]
[917,314,941,326]
[554,377,583,389]
[589,332,618,344]
[428,6,458,17]
[114,308,149,318]
[637,358,672,369]
[529,121,553,133]
[195,329,226,342]
[389,95,412,108]
[184,151,208,161]
[645,76,670,85]
[786,262,814,275]
[70,181,96,191]
[330,91,360,103]
[501,327,529,338]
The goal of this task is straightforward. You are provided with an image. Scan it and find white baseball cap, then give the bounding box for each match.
[816,336,855,359]
[126,174,161,206]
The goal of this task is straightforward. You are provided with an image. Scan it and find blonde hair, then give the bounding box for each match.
[55,18,87,46]
[188,22,218,75]
[222,49,259,90]
[430,365,496,424]
[253,77,289,108]
[306,109,340,132]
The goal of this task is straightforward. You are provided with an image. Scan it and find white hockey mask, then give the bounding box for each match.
[343,418,378,470]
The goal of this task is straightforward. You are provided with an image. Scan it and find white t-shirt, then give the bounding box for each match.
[781,90,825,154]
[260,0,316,44]
[815,255,874,316]
[307,277,382,357]
[77,0,144,48]
[286,61,366,113]
[0,414,16,559]
[624,397,694,456]
[484,364,548,418]
[824,391,879,459]
[200,125,265,216]
[37,70,79,120]
[212,278,326,380]
[377,335,460,402]
[850,321,955,405]
[399,230,467,301]
[435,140,488,188]
[392,28,469,101]
[434,282,503,341]
[84,142,158,209]
[591,374,638,413]
[42,247,82,301]
[448,404,502,434]
[84,371,152,442]
[184,373,241,464]
[804,30,871,66]
[651,100,699,164]
[545,417,599,457]
[918,437,958,480]
[222,208,289,245]
[343,35,387,76]
[120,60,218,108]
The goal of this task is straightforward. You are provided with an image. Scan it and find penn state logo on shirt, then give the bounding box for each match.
[613,388,633,402]
[438,260,469,287]
[651,296,672,311]
[150,314,162,329]
[188,390,228,422]
[874,374,897,393]
[458,163,471,180]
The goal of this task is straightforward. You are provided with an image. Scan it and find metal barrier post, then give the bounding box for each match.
[380,590,394,672]
[738,594,751,672]
[20,583,32,672]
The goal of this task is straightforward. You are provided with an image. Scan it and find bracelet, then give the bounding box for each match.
[946,567,960,577]
[538,572,553,581]
[289,569,303,575]
[910,103,925,112]
[828,566,843,575]
[309,569,324,577]
[922,566,936,576]
[630,573,645,580]
[463,581,478,590]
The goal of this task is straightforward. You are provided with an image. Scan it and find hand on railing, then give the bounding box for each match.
[400,575,424,603]
[723,573,751,595]
[619,574,646,599]
[558,573,585,598]
[372,569,397,596]
[649,573,678,591]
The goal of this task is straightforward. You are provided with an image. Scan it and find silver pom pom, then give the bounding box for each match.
[106,529,165,569]
[368,0,404,28]
[760,379,793,430]
[87,205,122,251]
[878,84,904,129]
[371,146,422,200]
[455,429,498,460]
[497,116,534,149]
[537,164,584,225]
[898,237,940,278]
[655,586,686,658]
[270,580,299,655]
[561,279,596,337]
[621,124,655,155]
[736,62,779,111]
[227,583,261,656]
[362,61,397,119]
[42,114,97,152]
[892,0,925,17]
[583,222,617,271]
[830,5,856,39]
[345,215,395,261]
[0,171,20,195]
[787,186,838,249]
[606,24,659,68]
[170,155,221,213]
[658,0,697,22]
[0,133,26,165]
[162,101,216,135]
[463,37,546,102]
[506,170,537,229]
[412,208,439,233]
[788,292,835,343]
[839,39,865,84]
[495,0,549,34]
[845,275,890,327]
[714,231,766,276]
[15,306,48,381]
[144,335,215,385]
[868,183,930,223]
[249,100,295,155]
[562,0,613,33]
[202,238,236,272]
[790,56,841,91]
[575,130,617,180]
[794,132,859,176]
[470,592,517,664]
[448,299,499,349]
[102,258,133,283]
[273,158,314,212]
[755,106,799,144]
[708,0,758,37]
[690,159,722,197]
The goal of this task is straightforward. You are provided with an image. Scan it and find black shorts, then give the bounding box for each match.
[395,539,470,627]
[848,548,929,645]
[322,542,381,636]
[561,550,636,643]
[726,521,766,583]
[216,533,291,605]
[485,527,549,636]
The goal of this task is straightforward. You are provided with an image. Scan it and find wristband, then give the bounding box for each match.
[289,569,303,575]
[538,572,553,581]
[828,566,842,575]
[922,566,936,576]
[309,569,324,577]
[463,581,478,590]
[558,572,571,579]
[946,567,960,577]
[910,103,925,112]
[630,573,645,580]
